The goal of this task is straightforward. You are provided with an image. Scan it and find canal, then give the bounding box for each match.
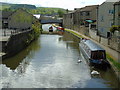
[0,24,120,88]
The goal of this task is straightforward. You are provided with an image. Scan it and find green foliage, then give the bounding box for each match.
[57,9,65,17]
[0,2,36,10]
[106,53,120,71]
[1,3,66,17]
[23,33,34,46]
[110,25,120,33]
[0,3,11,10]
[65,29,83,38]
[32,23,41,39]
[10,4,36,9]
[24,23,42,46]
[27,7,66,17]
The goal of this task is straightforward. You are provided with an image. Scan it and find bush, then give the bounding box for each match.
[32,23,41,39]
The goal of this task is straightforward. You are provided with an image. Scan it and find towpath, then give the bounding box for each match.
[65,29,120,63]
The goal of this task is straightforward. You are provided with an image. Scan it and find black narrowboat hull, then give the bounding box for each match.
[79,43,110,69]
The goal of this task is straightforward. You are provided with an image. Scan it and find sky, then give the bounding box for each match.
[1,0,120,10]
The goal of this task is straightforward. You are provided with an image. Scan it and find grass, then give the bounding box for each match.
[42,31,58,34]
[65,29,83,38]
[106,53,120,71]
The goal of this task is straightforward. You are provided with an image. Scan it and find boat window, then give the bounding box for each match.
[91,51,106,59]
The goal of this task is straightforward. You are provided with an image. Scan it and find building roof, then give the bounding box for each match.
[114,1,120,5]
[80,5,99,12]
[83,40,105,51]
[0,11,14,19]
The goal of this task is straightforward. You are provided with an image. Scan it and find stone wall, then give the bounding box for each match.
[2,30,34,59]
[89,28,120,53]
[89,29,99,42]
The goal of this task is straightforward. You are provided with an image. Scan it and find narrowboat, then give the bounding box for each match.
[57,27,64,35]
[79,39,110,69]
[49,26,53,32]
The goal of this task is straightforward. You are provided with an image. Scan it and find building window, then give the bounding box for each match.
[118,12,120,18]
[86,12,90,16]
[109,10,114,14]
[70,13,72,18]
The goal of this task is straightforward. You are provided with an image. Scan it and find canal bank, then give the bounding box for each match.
[1,29,41,60]
[1,30,33,60]
[60,27,120,81]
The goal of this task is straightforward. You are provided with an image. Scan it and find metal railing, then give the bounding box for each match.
[1,29,32,37]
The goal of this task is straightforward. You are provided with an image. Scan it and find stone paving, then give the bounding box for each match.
[0,29,14,41]
[0,29,25,41]
[0,29,20,55]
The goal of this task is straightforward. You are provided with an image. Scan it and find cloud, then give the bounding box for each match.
[105,0,120,2]
[1,0,107,10]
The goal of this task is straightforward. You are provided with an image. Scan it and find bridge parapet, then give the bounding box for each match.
[40,19,62,24]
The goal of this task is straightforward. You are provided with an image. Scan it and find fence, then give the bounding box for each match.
[1,29,32,37]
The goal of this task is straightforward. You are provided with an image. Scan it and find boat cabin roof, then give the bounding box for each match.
[83,40,105,51]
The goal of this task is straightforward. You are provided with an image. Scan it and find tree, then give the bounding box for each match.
[57,9,64,17]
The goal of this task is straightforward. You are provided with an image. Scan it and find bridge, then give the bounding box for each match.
[40,19,62,24]
[39,15,63,25]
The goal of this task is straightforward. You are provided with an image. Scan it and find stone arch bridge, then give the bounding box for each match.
[39,16,62,25]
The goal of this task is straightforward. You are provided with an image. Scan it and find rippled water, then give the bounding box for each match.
[0,25,120,88]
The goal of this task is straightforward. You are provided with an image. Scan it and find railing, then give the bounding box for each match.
[1,29,32,37]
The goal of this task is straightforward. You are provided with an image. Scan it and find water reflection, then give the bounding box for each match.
[2,38,41,70]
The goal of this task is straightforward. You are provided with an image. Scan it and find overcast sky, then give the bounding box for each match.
[1,0,119,10]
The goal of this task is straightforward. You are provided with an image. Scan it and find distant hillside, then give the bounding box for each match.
[10,4,36,9]
[29,7,66,15]
[0,2,36,10]
[0,2,11,10]
[0,2,67,17]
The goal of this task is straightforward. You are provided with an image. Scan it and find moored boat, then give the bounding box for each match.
[79,39,110,69]
[49,26,53,32]
[56,26,64,35]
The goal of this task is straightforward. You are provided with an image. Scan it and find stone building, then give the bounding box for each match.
[63,11,74,29]
[8,9,34,30]
[0,11,13,28]
[114,1,120,25]
[97,2,115,38]
[63,5,98,31]
[0,8,39,30]
[78,5,99,27]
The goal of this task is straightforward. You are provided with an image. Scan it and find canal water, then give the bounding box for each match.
[0,24,120,88]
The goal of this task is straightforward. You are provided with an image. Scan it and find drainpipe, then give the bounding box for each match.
[96,6,99,35]
[113,4,115,25]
